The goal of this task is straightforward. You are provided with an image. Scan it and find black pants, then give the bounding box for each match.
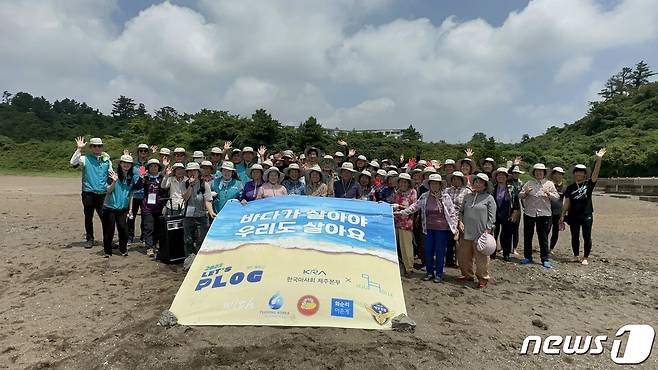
[142,212,161,249]
[569,215,593,258]
[81,192,105,241]
[512,220,520,249]
[549,214,561,250]
[127,198,144,239]
[523,214,550,262]
[494,218,515,258]
[101,208,129,255]
[446,232,456,266]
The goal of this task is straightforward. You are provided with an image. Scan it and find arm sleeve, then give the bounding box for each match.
[161,175,171,189]
[70,150,84,167]
[203,182,213,202]
[546,182,559,200]
[486,196,497,230]
[401,193,421,216]
[518,182,528,199]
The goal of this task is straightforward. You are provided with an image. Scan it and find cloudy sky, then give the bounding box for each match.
[2,0,657,142]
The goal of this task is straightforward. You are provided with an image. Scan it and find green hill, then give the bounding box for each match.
[1,65,657,177]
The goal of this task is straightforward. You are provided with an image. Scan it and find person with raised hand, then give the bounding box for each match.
[182,162,214,258]
[161,162,187,214]
[561,148,606,266]
[519,163,559,268]
[101,155,143,258]
[70,136,112,248]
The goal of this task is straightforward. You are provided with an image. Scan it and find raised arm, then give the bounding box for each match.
[70,136,86,167]
[591,148,606,183]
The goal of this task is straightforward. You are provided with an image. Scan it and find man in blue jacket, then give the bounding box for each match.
[70,136,111,248]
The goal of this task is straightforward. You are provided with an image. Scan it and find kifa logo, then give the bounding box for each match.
[365,302,395,326]
[297,295,320,316]
[268,293,284,310]
[520,324,655,365]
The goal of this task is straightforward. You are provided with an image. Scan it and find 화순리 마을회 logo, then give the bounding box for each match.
[297,295,320,316]
[268,293,284,310]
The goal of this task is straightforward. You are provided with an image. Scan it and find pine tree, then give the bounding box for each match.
[111,95,136,119]
[631,60,656,88]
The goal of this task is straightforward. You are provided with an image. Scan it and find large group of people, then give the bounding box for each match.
[70,136,606,288]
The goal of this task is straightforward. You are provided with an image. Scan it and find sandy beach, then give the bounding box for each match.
[1,175,657,369]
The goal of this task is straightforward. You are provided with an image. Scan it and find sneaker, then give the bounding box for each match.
[103,254,110,258]
[476,281,488,289]
[420,266,427,272]
[127,237,134,245]
[572,256,580,262]
[512,249,519,256]
[421,274,434,281]
[503,256,512,262]
[403,271,413,278]
[146,248,155,257]
[433,277,442,283]
[121,252,128,257]
[581,259,589,266]
[519,258,532,265]
[85,240,94,249]
[542,261,553,269]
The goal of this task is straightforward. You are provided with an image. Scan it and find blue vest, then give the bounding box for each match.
[106,175,139,210]
[211,178,242,213]
[82,154,111,193]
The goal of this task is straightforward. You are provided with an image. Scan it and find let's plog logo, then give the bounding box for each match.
[520,324,656,364]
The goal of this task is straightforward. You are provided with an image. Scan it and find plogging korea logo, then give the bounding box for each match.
[520,324,655,364]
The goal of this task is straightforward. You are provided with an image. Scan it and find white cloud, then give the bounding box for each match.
[1,0,657,141]
[555,56,593,84]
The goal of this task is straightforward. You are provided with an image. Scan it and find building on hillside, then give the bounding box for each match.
[324,127,404,138]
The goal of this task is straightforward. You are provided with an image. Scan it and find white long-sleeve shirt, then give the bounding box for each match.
[161,175,187,211]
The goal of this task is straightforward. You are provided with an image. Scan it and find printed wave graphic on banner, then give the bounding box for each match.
[169,196,408,330]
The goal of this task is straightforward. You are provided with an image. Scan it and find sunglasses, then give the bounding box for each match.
[91,144,102,148]
[138,149,148,153]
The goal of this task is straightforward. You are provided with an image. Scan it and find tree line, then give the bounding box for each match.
[1,61,656,177]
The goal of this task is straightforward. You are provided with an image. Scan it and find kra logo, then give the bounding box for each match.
[520,324,655,364]
[303,268,327,276]
[194,264,263,291]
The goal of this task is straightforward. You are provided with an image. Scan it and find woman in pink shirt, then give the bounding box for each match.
[256,167,288,199]
[391,173,417,277]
